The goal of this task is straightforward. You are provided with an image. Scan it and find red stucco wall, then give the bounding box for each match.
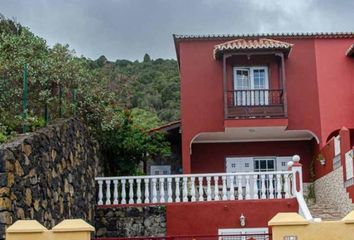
[166,199,298,236]
[177,37,354,173]
[191,141,314,182]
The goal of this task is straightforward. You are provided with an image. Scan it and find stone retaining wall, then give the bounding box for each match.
[314,166,353,215]
[95,206,166,238]
[0,118,102,239]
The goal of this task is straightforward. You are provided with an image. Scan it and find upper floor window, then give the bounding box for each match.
[233,67,269,90]
[233,67,269,106]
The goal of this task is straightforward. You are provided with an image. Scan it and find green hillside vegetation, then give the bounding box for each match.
[0,15,179,175]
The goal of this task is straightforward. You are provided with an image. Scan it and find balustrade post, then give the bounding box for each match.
[113,180,119,204]
[128,179,134,204]
[222,176,227,200]
[144,178,150,203]
[261,175,266,199]
[136,179,142,204]
[175,177,181,202]
[229,176,235,200]
[276,174,282,199]
[105,180,111,205]
[198,177,204,201]
[245,175,251,200]
[183,177,188,202]
[190,177,196,202]
[167,178,173,203]
[269,174,274,199]
[253,175,258,199]
[152,178,158,203]
[206,177,212,201]
[289,155,303,196]
[121,179,127,204]
[159,178,165,203]
[238,176,243,200]
[97,180,104,205]
[214,176,220,201]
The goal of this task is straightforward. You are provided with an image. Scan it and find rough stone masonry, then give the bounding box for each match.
[0,118,101,239]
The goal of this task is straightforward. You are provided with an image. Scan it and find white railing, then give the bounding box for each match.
[96,170,296,206]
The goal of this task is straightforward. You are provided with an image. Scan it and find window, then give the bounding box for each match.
[233,67,269,106]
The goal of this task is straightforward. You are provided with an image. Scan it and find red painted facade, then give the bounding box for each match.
[166,199,298,236]
[174,34,354,178]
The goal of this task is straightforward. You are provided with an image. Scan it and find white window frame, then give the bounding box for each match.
[218,227,269,240]
[233,66,269,106]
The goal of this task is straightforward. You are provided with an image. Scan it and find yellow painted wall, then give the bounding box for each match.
[269,211,354,240]
[6,219,94,240]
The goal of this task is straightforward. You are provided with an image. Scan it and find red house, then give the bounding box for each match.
[96,32,354,238]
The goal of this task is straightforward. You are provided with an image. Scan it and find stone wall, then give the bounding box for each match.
[95,206,166,238]
[0,118,101,239]
[314,166,353,215]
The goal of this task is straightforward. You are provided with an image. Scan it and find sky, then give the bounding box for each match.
[0,0,353,61]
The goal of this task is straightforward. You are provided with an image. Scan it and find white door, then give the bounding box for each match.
[219,227,269,240]
[226,157,254,173]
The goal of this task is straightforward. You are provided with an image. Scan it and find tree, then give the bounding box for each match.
[143,53,151,62]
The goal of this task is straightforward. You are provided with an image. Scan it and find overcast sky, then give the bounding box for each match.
[0,0,353,61]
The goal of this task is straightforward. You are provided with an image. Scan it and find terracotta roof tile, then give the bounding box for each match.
[346,44,354,57]
[213,38,293,59]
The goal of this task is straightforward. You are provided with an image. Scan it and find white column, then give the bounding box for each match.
[175,177,181,202]
[229,176,235,200]
[269,174,274,199]
[183,177,188,202]
[97,180,104,205]
[128,179,134,204]
[105,180,111,205]
[206,177,212,201]
[222,176,227,200]
[152,178,157,203]
[121,179,127,204]
[198,177,204,201]
[245,175,251,200]
[167,178,173,203]
[136,179,142,204]
[214,176,220,201]
[276,174,282,199]
[261,174,266,199]
[238,175,243,200]
[253,174,258,199]
[144,178,150,203]
[190,177,196,202]
[113,180,119,204]
[159,178,165,203]
[290,155,303,196]
[284,174,290,198]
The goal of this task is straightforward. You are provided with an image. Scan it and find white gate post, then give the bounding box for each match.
[290,155,303,196]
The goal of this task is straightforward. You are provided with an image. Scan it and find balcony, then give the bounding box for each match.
[226,89,286,119]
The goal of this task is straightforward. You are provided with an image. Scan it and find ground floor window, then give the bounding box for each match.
[219,227,269,240]
[226,156,292,173]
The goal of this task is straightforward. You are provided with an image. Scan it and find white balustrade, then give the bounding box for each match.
[95,169,299,206]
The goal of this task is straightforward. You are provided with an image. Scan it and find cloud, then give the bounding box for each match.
[0,0,353,60]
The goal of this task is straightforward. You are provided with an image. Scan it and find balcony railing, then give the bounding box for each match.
[96,170,295,206]
[226,89,285,118]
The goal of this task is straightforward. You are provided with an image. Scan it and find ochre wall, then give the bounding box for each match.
[191,141,314,182]
[166,199,298,236]
[178,37,354,173]
[270,212,354,240]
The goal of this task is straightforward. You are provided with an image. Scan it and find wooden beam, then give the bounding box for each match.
[223,54,228,119]
[279,52,288,117]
